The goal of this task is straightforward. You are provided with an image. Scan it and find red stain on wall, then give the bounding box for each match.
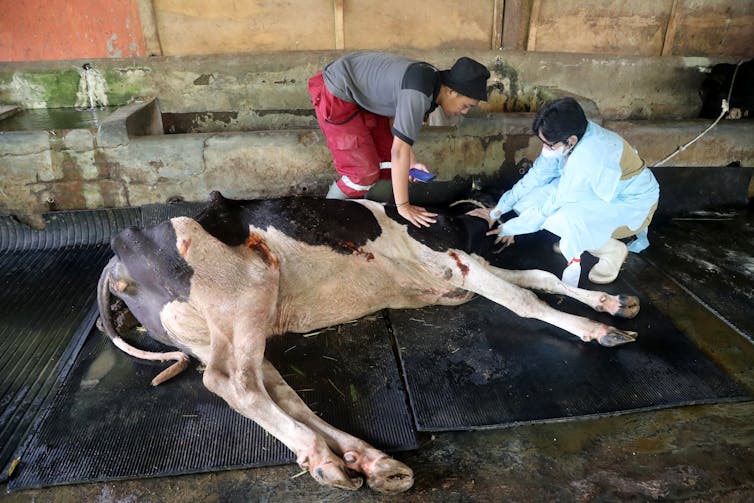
[0,0,146,62]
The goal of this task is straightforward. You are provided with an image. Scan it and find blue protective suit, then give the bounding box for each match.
[490,121,659,261]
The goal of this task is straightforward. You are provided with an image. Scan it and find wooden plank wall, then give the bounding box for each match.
[146,0,751,57]
[1,0,751,62]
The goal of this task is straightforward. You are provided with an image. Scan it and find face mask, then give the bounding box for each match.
[541,145,566,158]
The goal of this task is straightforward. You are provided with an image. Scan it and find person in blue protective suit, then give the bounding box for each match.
[469,97,659,286]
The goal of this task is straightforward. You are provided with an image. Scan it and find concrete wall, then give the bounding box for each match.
[1,50,753,228]
[0,50,732,119]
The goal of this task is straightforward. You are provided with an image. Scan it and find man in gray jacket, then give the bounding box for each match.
[308,52,490,227]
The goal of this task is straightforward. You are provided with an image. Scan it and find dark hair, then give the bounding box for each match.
[532,97,588,143]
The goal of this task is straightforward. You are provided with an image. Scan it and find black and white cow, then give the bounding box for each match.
[699,58,754,119]
[97,191,640,493]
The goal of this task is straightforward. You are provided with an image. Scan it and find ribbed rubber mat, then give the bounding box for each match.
[642,208,754,343]
[140,201,207,226]
[392,233,751,431]
[0,208,141,252]
[8,313,417,490]
[0,245,113,479]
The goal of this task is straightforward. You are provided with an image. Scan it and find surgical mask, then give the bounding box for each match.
[541,145,566,158]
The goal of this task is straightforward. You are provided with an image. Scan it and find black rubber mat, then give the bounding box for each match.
[391,231,751,431]
[0,244,113,480]
[0,203,205,483]
[650,166,752,217]
[642,207,754,342]
[8,313,417,490]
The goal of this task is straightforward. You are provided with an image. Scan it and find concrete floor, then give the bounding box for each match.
[2,253,753,503]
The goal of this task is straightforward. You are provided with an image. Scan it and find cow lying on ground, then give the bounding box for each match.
[97,191,640,493]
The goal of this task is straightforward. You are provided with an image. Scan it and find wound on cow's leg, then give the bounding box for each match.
[447,251,469,277]
[244,232,279,269]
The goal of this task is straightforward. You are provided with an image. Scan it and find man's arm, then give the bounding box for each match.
[391,136,437,227]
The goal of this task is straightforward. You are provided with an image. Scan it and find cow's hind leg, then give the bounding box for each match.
[486,266,640,319]
[457,257,636,346]
[260,359,414,493]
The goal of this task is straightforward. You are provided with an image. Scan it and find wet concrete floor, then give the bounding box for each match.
[3,250,754,502]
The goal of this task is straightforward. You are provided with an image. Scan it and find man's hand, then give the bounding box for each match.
[398,203,437,228]
[408,163,430,182]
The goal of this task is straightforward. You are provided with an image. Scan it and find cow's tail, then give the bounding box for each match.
[97,256,190,386]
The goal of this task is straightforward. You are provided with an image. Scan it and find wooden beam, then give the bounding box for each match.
[526,0,542,51]
[136,0,163,56]
[661,0,683,56]
[502,0,534,50]
[491,0,504,49]
[334,0,345,50]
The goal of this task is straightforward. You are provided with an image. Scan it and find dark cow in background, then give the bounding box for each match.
[97,191,640,493]
[699,58,754,119]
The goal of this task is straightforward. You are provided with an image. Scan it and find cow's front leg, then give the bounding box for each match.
[202,334,363,491]
[485,266,640,319]
[260,359,414,493]
[450,253,637,346]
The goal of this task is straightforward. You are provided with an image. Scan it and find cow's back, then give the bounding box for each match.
[195,191,491,257]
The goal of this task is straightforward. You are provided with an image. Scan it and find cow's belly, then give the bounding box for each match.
[272,237,472,334]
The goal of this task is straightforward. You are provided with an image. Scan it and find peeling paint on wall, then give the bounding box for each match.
[107,34,124,58]
[8,74,48,109]
[0,0,145,62]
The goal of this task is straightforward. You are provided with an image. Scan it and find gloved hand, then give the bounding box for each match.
[466,207,496,227]
[489,200,511,220]
[485,226,515,253]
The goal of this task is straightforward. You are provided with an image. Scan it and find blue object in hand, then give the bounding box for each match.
[409,168,436,182]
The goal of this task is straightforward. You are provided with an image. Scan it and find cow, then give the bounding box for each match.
[97,191,640,494]
[699,58,754,119]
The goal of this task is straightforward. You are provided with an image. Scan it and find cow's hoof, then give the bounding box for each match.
[598,329,637,347]
[365,456,414,494]
[614,295,640,319]
[312,461,363,491]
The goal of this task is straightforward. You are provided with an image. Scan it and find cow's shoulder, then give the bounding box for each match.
[381,204,493,255]
[195,192,383,254]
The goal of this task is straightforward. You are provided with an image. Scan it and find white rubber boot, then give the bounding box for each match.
[588,239,628,284]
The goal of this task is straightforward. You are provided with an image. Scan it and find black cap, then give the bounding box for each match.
[439,57,490,101]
